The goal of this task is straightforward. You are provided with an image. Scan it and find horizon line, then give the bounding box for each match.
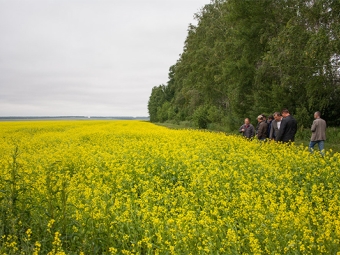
[0,116,150,119]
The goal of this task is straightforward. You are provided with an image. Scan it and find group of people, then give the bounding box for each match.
[239,109,327,154]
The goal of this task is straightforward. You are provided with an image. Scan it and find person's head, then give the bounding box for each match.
[273,112,282,121]
[257,115,263,122]
[268,115,274,121]
[314,111,321,119]
[281,109,290,118]
[244,118,250,125]
[261,114,267,121]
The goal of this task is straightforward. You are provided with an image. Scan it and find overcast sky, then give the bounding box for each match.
[0,0,209,117]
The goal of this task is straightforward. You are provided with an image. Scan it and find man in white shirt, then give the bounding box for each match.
[269,112,283,140]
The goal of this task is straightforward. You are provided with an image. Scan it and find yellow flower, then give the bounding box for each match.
[47,219,55,233]
[1,120,340,254]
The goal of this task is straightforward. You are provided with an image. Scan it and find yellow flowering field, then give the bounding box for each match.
[0,120,340,255]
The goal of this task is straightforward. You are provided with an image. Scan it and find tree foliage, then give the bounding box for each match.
[148,0,340,128]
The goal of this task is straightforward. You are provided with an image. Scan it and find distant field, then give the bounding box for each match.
[1,120,340,254]
[0,116,149,121]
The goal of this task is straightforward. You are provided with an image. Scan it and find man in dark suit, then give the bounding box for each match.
[256,115,268,140]
[269,112,282,141]
[276,109,297,143]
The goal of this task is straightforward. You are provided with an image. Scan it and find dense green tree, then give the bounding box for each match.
[255,0,340,126]
[147,85,167,122]
[148,0,340,128]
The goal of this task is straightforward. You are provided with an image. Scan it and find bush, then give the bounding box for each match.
[167,105,176,120]
[294,107,313,129]
[192,105,210,129]
[207,105,225,123]
[157,102,171,123]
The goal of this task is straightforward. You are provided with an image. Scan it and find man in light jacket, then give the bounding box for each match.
[309,111,326,155]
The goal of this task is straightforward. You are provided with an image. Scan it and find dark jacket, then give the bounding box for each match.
[276,115,297,142]
[257,121,268,139]
[239,124,255,138]
[267,120,272,138]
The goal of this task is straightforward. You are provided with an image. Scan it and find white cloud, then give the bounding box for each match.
[0,0,208,116]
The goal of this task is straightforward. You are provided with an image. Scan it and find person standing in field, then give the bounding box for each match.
[239,118,255,139]
[256,115,268,140]
[309,111,326,155]
[267,115,274,138]
[255,114,265,135]
[276,109,297,143]
[269,112,282,141]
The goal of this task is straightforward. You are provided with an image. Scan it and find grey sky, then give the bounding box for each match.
[0,0,209,117]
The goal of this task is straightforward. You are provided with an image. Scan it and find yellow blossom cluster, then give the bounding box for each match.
[0,120,340,254]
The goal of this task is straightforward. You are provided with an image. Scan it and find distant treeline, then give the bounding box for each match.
[0,116,150,121]
[148,0,340,130]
